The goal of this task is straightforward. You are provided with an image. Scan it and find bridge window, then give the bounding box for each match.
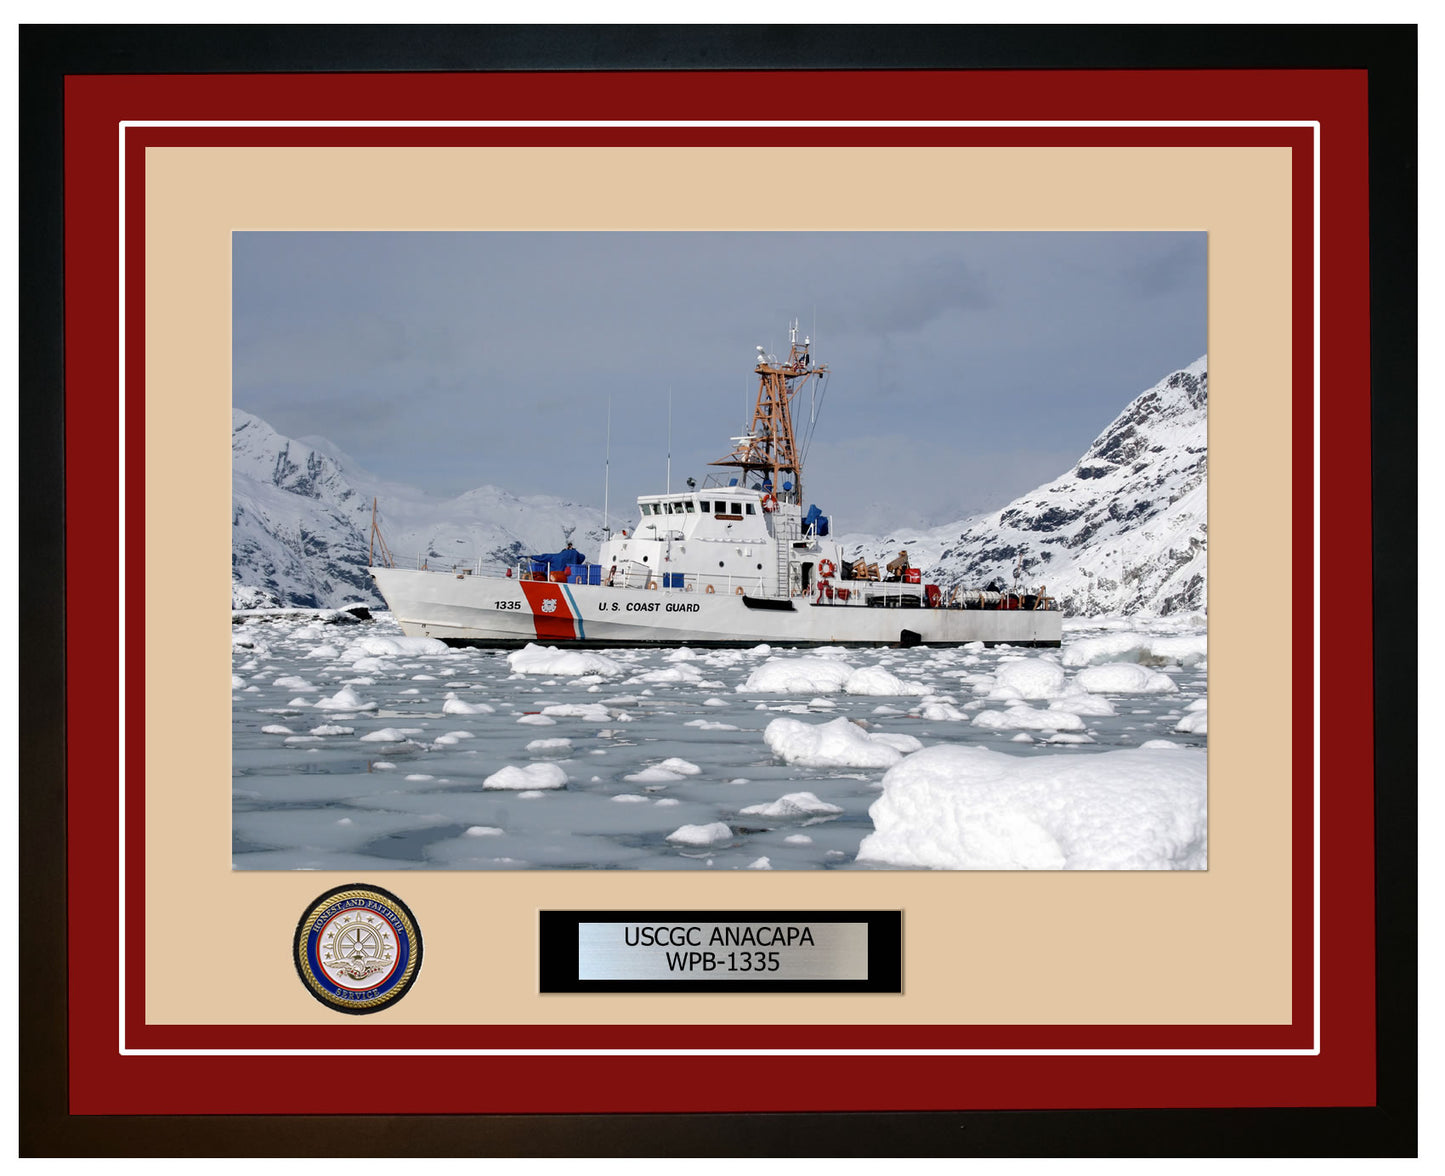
[699,500,710,512]
[746,503,755,515]
[731,502,741,514]
[684,500,695,513]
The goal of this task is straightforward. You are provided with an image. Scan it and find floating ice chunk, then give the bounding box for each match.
[1074,664,1179,694]
[746,857,772,870]
[992,659,1067,699]
[919,702,968,722]
[625,767,684,784]
[483,763,567,791]
[516,714,557,726]
[1045,733,1094,744]
[1141,739,1184,749]
[464,826,503,837]
[272,676,317,692]
[308,724,354,736]
[541,703,612,722]
[784,834,813,845]
[737,656,855,695]
[370,762,395,770]
[657,757,701,776]
[526,737,573,753]
[868,732,924,755]
[348,635,448,657]
[973,706,1085,732]
[632,664,705,685]
[304,645,339,660]
[655,797,680,806]
[983,684,1023,701]
[231,675,246,689]
[666,822,734,846]
[740,791,844,817]
[684,719,739,731]
[443,694,495,715]
[1011,733,1034,743]
[1062,633,1207,668]
[703,697,729,707]
[284,735,323,744]
[314,686,377,711]
[763,716,907,769]
[260,724,294,735]
[842,665,929,697]
[404,774,435,782]
[1047,692,1117,717]
[858,744,1207,870]
[359,728,418,743]
[611,793,650,803]
[1173,709,1208,734]
[286,698,313,708]
[507,643,623,677]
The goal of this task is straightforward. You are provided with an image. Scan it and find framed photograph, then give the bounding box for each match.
[19,25,1415,1156]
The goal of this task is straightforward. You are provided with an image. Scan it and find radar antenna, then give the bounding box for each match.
[709,318,826,505]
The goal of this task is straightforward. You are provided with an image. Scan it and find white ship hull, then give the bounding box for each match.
[371,567,1061,648]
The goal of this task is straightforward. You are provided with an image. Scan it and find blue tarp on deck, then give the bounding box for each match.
[529,547,587,573]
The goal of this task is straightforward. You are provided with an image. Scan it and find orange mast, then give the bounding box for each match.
[709,320,826,505]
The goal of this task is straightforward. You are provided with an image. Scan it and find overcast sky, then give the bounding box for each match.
[233,231,1205,534]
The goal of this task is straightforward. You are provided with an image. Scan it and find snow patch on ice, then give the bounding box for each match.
[739,791,845,817]
[483,762,567,791]
[973,706,1086,732]
[992,658,1067,699]
[666,822,734,846]
[858,745,1206,870]
[1074,664,1180,694]
[314,686,377,711]
[1173,708,1208,734]
[763,716,909,769]
[526,737,573,753]
[443,693,495,715]
[508,643,623,677]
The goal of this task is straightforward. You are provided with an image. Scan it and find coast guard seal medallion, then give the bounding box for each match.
[293,884,422,1014]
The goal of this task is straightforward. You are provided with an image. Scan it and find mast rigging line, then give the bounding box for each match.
[797,369,830,472]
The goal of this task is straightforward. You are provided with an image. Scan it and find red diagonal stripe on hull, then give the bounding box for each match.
[520,581,578,640]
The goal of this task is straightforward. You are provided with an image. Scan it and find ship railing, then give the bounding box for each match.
[392,554,528,578]
[607,567,768,597]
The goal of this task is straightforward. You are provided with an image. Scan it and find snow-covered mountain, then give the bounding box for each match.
[236,357,1205,615]
[845,358,1207,616]
[232,410,604,608]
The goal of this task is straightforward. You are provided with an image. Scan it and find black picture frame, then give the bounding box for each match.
[18,23,1417,1157]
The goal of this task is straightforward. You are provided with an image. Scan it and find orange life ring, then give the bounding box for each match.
[705,584,715,594]
[735,586,744,595]
[647,580,658,590]
[761,493,777,512]
[818,559,836,579]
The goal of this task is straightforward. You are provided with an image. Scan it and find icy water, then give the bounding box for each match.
[232,612,1207,871]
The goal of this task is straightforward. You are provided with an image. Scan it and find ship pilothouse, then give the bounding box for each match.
[597,322,845,600]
